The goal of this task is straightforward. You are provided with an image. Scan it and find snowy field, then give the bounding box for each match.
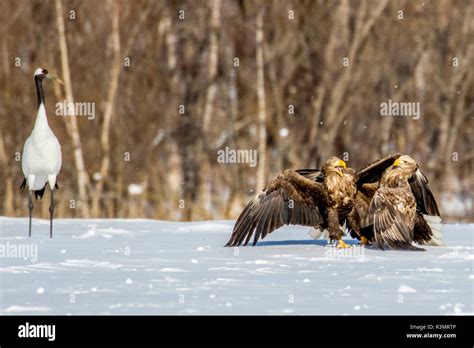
[0,217,472,315]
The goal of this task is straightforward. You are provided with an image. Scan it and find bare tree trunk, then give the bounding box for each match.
[55,0,91,217]
[318,0,388,161]
[0,131,13,216]
[199,0,222,220]
[256,9,267,192]
[89,2,152,216]
[91,0,121,217]
[429,13,473,182]
[224,40,241,218]
[202,0,221,131]
[0,15,14,216]
[333,1,387,154]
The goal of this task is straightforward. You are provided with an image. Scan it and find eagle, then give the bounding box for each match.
[355,154,443,250]
[225,157,361,248]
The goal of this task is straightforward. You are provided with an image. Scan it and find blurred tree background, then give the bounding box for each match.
[0,0,472,221]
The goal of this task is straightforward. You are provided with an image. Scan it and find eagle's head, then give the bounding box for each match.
[380,155,418,188]
[390,155,418,181]
[393,155,417,172]
[323,156,347,177]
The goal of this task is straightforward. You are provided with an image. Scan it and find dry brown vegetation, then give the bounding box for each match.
[0,0,472,221]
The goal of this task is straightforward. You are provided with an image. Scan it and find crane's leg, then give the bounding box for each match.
[49,189,54,238]
[28,190,33,237]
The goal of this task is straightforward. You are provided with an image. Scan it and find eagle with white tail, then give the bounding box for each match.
[227,153,443,251]
[355,153,443,250]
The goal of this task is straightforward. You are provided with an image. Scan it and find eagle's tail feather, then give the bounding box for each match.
[423,214,444,246]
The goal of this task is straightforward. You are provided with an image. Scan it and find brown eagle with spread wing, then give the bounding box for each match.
[355,154,443,250]
[225,157,361,248]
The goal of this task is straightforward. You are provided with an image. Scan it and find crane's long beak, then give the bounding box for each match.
[46,74,64,85]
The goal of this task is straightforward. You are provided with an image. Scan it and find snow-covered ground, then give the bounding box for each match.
[0,217,472,315]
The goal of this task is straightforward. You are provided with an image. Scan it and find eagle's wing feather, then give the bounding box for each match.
[355,154,402,222]
[409,168,440,216]
[226,170,327,247]
[369,188,424,251]
[413,213,434,244]
[356,153,402,190]
[295,169,324,182]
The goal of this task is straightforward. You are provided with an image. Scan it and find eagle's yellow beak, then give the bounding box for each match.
[336,159,346,176]
[393,158,401,167]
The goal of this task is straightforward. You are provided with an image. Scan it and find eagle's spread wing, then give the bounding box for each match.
[369,187,423,251]
[413,213,434,244]
[356,154,440,216]
[295,169,324,182]
[409,168,443,246]
[226,170,327,247]
[409,168,440,216]
[356,153,402,189]
[355,154,402,219]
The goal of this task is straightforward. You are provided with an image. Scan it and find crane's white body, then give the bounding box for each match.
[22,103,62,191]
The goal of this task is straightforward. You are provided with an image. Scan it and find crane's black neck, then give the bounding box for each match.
[35,76,45,107]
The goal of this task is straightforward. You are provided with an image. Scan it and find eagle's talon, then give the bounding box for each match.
[336,239,349,249]
[360,236,369,245]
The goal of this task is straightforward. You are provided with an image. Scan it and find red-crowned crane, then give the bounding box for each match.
[21,68,63,238]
